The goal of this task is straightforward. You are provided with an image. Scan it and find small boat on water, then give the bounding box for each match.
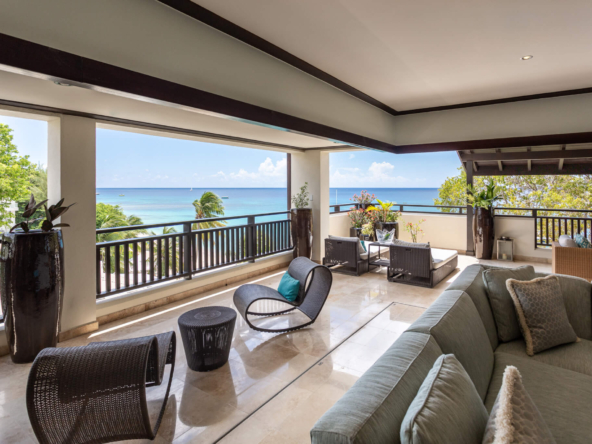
[119,194,125,197]
[96,193,100,195]
[221,196,229,199]
[190,187,193,191]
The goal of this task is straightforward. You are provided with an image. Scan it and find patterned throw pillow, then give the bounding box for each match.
[376,229,396,243]
[506,275,578,356]
[574,233,592,249]
[483,365,556,444]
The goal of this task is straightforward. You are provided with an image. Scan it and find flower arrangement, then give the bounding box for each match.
[350,190,376,206]
[348,208,369,228]
[361,222,375,240]
[405,219,426,243]
[367,199,401,223]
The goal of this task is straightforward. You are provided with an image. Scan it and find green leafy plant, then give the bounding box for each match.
[367,199,401,223]
[467,181,501,210]
[192,191,226,230]
[361,222,375,240]
[10,194,75,233]
[348,209,369,228]
[350,190,376,205]
[292,182,310,209]
[405,219,426,243]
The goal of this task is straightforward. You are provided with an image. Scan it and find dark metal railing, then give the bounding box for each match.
[330,203,466,214]
[96,212,292,298]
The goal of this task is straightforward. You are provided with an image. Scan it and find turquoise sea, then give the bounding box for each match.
[96,188,440,228]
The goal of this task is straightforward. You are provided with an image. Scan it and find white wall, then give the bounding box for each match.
[398,213,467,251]
[494,217,551,262]
[48,116,97,332]
[291,151,330,262]
[0,0,397,145]
[329,213,351,238]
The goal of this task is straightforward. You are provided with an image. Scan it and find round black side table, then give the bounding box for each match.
[178,306,237,372]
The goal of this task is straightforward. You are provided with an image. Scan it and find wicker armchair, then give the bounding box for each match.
[233,257,332,333]
[323,238,368,276]
[387,242,458,288]
[27,331,176,444]
[552,242,592,281]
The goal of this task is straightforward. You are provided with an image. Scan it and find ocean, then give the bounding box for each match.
[96,187,440,228]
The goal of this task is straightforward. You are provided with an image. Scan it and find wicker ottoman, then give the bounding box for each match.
[178,306,237,371]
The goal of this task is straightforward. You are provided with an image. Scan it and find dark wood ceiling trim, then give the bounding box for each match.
[156,0,398,117]
[474,163,592,176]
[0,98,310,152]
[397,87,592,115]
[460,148,592,162]
[396,132,592,154]
[0,32,398,153]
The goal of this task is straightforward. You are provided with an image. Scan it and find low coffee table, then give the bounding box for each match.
[178,306,237,372]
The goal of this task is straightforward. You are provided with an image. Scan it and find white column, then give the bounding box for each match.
[48,115,97,335]
[290,151,330,262]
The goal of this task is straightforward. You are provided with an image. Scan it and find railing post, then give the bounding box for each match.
[399,205,404,212]
[248,216,256,262]
[183,223,192,279]
[533,209,538,249]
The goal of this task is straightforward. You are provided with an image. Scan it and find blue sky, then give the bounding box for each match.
[0,115,461,188]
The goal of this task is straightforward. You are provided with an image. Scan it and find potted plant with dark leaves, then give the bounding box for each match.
[0,194,75,363]
[368,199,401,240]
[348,208,368,239]
[467,181,501,259]
[291,182,313,259]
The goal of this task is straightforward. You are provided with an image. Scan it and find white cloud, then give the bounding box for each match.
[349,154,355,160]
[210,157,287,186]
[331,161,411,187]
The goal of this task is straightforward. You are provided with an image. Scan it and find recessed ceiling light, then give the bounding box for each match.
[54,81,72,86]
[521,55,533,60]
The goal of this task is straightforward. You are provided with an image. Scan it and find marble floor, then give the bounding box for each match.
[0,256,551,444]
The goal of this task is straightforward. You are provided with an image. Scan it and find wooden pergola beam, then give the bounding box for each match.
[460,148,592,162]
[474,163,592,176]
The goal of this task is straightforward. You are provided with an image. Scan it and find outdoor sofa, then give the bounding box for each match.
[552,235,592,281]
[323,236,389,276]
[311,264,592,444]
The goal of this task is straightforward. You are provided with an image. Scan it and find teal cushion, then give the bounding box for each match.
[278,272,300,301]
[574,234,592,249]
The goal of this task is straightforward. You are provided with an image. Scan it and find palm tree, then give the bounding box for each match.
[192,191,226,230]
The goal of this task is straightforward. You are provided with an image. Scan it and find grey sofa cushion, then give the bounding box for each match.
[486,352,592,444]
[311,332,443,444]
[392,239,430,249]
[555,274,592,340]
[329,235,366,255]
[483,365,556,444]
[446,264,499,350]
[507,275,578,355]
[496,338,592,377]
[400,354,488,444]
[407,290,494,399]
[482,265,536,342]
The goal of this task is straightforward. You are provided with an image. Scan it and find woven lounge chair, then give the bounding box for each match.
[27,331,176,444]
[387,241,458,288]
[233,257,332,333]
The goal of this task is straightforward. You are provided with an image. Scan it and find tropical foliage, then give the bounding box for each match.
[291,182,310,209]
[367,199,401,223]
[405,219,426,243]
[348,208,371,228]
[0,124,34,227]
[435,167,592,217]
[96,203,147,242]
[10,194,75,233]
[466,181,501,210]
[192,191,226,229]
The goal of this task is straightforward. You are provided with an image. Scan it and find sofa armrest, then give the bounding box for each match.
[324,238,360,266]
[555,274,592,340]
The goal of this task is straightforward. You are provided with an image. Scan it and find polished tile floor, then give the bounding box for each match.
[0,256,551,444]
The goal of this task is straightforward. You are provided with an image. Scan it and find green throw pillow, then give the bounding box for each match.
[278,272,300,302]
[574,233,592,249]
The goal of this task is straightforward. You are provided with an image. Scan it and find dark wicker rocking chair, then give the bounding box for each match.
[26,331,176,444]
[233,257,332,333]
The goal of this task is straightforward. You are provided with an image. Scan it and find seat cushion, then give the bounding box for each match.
[482,265,537,342]
[407,290,494,400]
[485,352,592,444]
[446,265,499,350]
[430,248,458,270]
[400,354,488,444]
[559,234,578,248]
[329,235,365,255]
[311,332,443,444]
[496,338,592,377]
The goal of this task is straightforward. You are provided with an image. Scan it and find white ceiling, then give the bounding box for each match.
[0,70,344,151]
[194,0,592,111]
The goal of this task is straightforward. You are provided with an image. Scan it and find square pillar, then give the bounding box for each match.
[48,115,97,336]
[290,151,330,262]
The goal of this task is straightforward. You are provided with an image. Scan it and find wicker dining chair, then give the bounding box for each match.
[26,331,176,444]
[233,257,332,333]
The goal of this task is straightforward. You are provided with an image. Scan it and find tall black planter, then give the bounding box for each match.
[374,221,399,240]
[0,231,64,363]
[290,208,313,259]
[473,208,495,259]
